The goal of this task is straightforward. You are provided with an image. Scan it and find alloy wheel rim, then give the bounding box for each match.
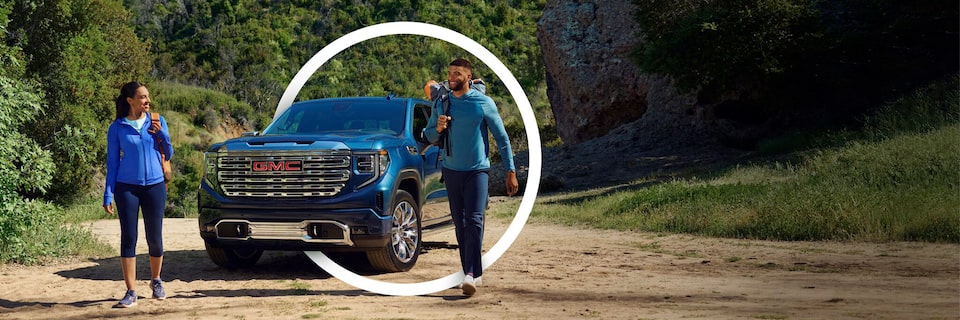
[391,201,419,263]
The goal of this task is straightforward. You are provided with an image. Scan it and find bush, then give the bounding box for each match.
[0,75,111,264]
[633,0,959,121]
[151,81,257,129]
[0,198,112,264]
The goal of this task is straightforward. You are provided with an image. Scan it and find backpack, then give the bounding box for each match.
[149,112,172,189]
[426,79,488,158]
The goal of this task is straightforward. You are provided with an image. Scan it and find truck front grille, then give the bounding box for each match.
[217,151,351,197]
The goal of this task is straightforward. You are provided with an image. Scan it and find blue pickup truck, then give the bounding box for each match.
[198,96,450,272]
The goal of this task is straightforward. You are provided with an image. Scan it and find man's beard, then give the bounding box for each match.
[450,80,466,91]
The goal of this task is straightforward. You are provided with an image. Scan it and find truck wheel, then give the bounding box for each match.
[204,242,263,269]
[367,190,421,272]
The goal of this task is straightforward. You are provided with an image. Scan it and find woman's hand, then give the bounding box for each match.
[148,121,162,135]
[103,204,114,215]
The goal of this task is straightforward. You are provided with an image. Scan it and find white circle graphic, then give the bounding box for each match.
[280,22,541,296]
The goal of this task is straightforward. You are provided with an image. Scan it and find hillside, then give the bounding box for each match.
[126,0,552,133]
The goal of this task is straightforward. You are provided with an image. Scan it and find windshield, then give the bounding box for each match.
[263,99,406,136]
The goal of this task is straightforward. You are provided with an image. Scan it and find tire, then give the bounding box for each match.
[204,241,263,269]
[367,190,422,272]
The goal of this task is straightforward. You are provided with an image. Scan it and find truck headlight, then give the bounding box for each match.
[356,150,389,189]
[203,151,220,192]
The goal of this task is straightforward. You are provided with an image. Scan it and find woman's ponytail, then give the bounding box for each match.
[115,81,142,120]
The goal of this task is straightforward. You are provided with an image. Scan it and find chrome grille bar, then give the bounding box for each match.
[217,150,351,198]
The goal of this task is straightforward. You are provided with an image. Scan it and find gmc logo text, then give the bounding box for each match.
[251,160,302,172]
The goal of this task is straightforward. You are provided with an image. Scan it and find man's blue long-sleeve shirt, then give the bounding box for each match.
[425,88,515,172]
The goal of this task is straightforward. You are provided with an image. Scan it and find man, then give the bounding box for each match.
[425,58,519,297]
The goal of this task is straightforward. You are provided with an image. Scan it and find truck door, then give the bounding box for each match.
[412,102,448,225]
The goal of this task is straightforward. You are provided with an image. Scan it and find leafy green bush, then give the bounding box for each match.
[634,0,822,96]
[633,0,959,121]
[0,76,52,200]
[0,75,111,264]
[0,198,112,264]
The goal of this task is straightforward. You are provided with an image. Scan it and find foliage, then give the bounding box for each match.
[0,76,53,202]
[0,197,112,264]
[634,0,822,96]
[118,1,555,210]
[513,80,960,242]
[0,0,140,264]
[125,0,550,134]
[758,75,960,154]
[7,0,152,204]
[0,75,111,264]
[633,0,959,123]
[151,81,262,130]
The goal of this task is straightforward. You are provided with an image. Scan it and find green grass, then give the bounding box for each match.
[499,77,960,242]
[62,195,111,223]
[0,198,112,264]
[523,124,959,242]
[290,281,312,295]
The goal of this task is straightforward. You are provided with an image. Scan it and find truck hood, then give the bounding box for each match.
[217,132,403,152]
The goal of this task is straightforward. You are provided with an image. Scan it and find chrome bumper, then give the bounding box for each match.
[213,219,353,246]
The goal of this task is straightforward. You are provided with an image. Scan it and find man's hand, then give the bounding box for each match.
[436,115,452,133]
[506,171,519,196]
[103,204,114,215]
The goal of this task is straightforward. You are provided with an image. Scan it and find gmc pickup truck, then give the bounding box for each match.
[198,96,450,272]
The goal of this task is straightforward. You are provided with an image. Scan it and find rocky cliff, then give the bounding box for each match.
[521,0,746,192]
[537,0,723,146]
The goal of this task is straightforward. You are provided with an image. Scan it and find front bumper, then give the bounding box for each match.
[198,206,392,251]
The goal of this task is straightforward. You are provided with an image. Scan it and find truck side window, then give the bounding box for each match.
[413,103,431,143]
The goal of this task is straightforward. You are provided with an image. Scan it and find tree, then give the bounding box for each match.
[7,0,151,204]
[633,0,959,124]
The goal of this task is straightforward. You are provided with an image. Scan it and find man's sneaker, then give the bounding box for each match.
[151,279,166,300]
[461,275,477,296]
[453,276,482,289]
[116,290,137,308]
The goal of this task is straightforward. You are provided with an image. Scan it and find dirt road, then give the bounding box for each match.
[1,211,957,319]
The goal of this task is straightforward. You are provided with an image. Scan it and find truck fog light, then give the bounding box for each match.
[351,226,368,235]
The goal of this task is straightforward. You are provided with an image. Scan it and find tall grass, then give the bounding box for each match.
[508,77,959,242]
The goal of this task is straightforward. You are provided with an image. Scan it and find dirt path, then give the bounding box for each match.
[1,211,957,319]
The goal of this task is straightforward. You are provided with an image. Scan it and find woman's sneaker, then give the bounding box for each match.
[151,279,166,300]
[116,290,137,308]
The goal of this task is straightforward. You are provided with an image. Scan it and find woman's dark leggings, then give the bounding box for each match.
[115,182,166,258]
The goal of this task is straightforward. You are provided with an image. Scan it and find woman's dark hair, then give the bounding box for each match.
[115,81,143,120]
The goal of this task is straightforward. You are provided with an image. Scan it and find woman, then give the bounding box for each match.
[103,81,173,308]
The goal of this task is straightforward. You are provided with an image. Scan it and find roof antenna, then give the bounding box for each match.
[386,92,395,100]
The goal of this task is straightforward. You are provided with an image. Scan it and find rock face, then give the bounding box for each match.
[537,0,720,145]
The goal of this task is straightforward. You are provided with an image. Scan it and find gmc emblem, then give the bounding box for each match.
[251,160,302,172]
